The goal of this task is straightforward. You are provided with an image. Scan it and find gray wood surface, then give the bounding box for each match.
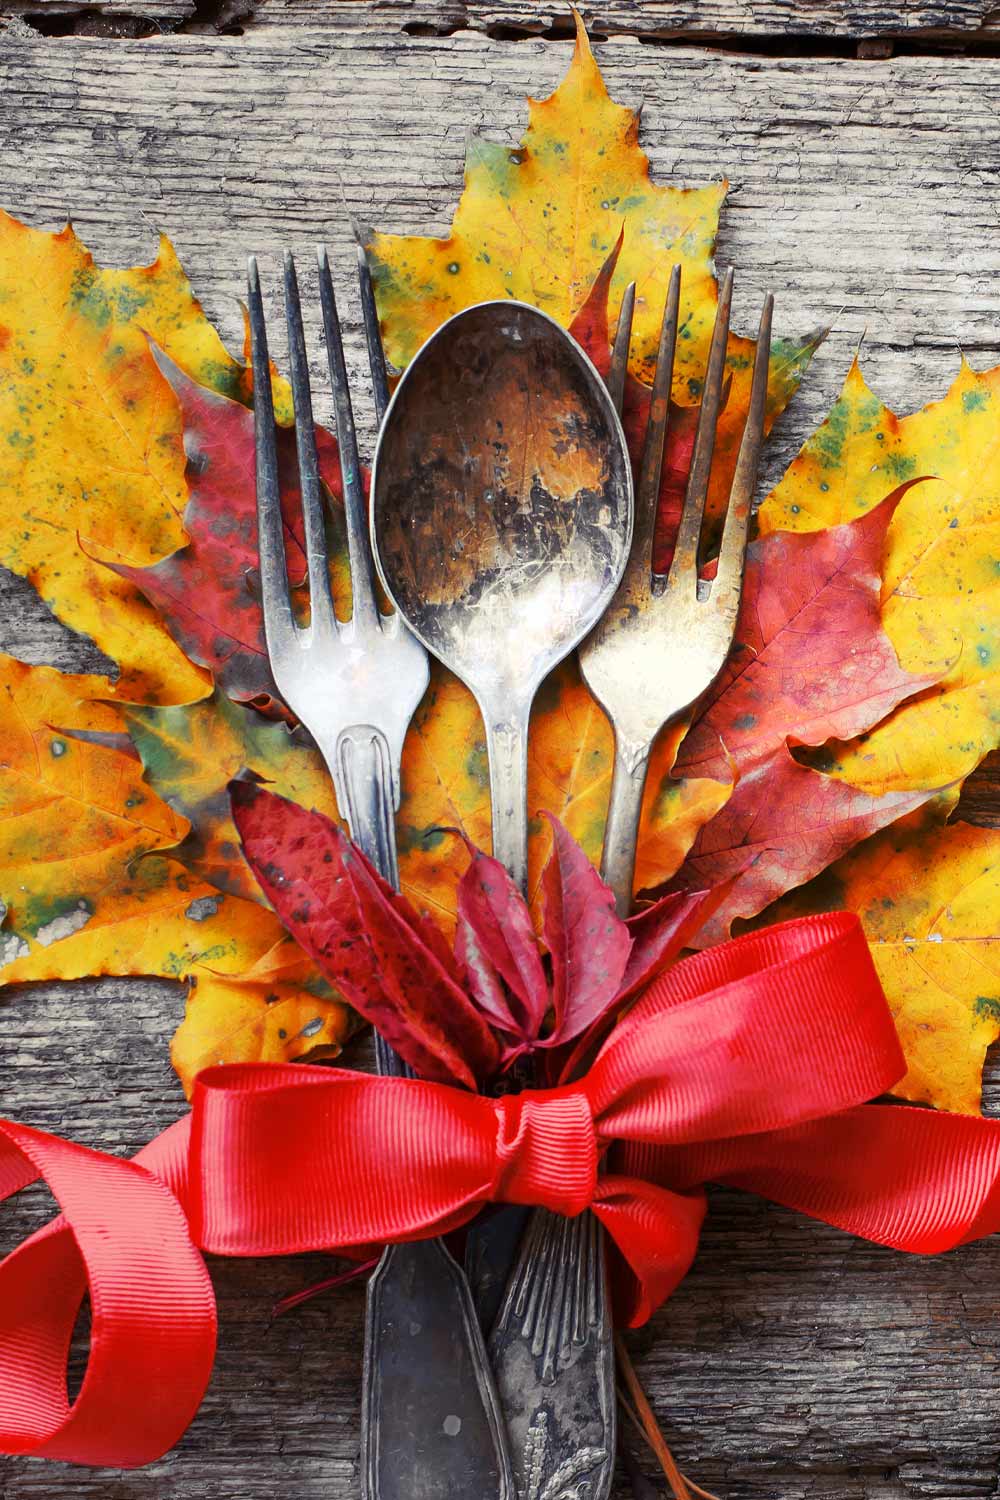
[6,0,1000,42]
[3,13,1000,1500]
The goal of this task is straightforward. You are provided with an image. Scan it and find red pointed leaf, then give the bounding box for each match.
[552,885,725,1084]
[567,228,623,378]
[656,486,953,943]
[617,885,730,1005]
[675,487,938,784]
[454,843,549,1039]
[230,782,499,1087]
[108,353,345,718]
[568,248,701,575]
[454,919,529,1052]
[540,813,631,1048]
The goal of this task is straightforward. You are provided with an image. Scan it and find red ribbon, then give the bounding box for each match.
[6,912,1000,1468]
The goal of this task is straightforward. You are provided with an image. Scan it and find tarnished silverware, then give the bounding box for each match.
[581,267,774,915]
[371,300,632,891]
[248,249,513,1500]
[371,300,633,1500]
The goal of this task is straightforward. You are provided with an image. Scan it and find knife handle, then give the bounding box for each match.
[362,1237,514,1500]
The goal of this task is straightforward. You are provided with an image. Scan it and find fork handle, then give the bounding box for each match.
[600,735,652,918]
[334,725,401,893]
[325,723,514,1500]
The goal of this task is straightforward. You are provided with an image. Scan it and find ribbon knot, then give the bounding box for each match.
[492,1087,597,1217]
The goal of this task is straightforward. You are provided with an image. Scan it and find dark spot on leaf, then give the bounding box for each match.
[185,895,223,922]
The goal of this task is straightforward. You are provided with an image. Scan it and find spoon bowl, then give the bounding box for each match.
[371,300,632,885]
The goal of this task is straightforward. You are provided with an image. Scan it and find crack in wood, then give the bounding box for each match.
[5,1,1000,56]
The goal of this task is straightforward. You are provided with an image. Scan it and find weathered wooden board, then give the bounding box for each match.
[2,20,1000,1500]
[238,0,1000,41]
[5,0,1000,43]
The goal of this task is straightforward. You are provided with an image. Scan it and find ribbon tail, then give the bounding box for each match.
[593,1176,708,1328]
[623,1103,1000,1256]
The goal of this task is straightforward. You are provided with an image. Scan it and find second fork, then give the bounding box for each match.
[581,266,774,915]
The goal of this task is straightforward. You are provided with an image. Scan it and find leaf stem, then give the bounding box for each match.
[615,1332,721,1500]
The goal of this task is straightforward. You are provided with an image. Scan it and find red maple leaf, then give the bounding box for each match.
[108,351,345,719]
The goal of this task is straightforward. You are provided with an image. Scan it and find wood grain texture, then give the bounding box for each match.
[240,0,1000,40]
[3,19,1000,1500]
[5,1,1000,42]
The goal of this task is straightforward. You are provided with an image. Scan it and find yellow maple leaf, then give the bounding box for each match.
[0,655,349,1089]
[171,972,348,1096]
[0,212,291,706]
[79,232,250,407]
[0,654,187,957]
[369,15,724,378]
[123,688,340,904]
[763,806,1000,1116]
[758,355,1000,794]
[367,16,820,543]
[171,937,349,1098]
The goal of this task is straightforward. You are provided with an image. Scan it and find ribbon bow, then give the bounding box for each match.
[6,912,1000,1469]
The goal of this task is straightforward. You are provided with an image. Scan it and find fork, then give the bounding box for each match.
[248,247,513,1500]
[580,265,774,915]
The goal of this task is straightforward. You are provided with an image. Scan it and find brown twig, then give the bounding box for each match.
[615,1333,722,1500]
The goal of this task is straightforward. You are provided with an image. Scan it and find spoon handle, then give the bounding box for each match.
[476,704,617,1500]
[483,710,531,891]
[325,728,514,1500]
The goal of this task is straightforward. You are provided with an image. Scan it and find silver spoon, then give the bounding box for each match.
[371,299,632,889]
[371,299,633,1500]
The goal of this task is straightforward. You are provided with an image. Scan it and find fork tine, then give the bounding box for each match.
[317,246,380,630]
[356,241,391,427]
[283,252,337,636]
[668,266,734,587]
[714,291,774,605]
[248,255,297,646]
[607,280,635,417]
[632,263,680,582]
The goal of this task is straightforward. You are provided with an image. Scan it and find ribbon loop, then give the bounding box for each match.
[492,1087,597,1217]
[0,1119,215,1468]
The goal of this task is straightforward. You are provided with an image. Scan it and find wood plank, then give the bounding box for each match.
[247,0,1000,41]
[4,0,1000,42]
[2,25,1000,1500]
